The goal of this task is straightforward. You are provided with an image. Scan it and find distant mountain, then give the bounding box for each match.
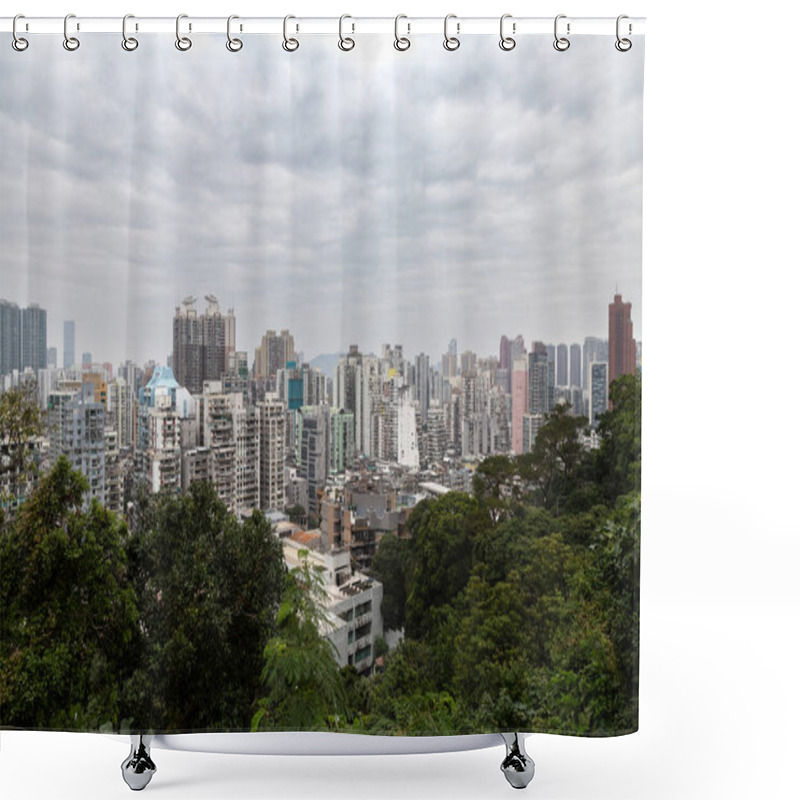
[309,353,344,381]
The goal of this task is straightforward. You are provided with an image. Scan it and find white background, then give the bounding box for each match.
[1,1,798,798]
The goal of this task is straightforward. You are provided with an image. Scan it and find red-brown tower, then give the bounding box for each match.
[608,293,636,381]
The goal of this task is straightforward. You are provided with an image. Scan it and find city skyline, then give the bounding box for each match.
[0,291,638,377]
[0,34,642,366]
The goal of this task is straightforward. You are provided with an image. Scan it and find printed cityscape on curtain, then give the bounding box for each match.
[0,33,642,735]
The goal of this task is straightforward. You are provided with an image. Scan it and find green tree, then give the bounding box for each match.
[0,457,140,730]
[592,492,640,731]
[370,533,411,631]
[452,532,625,734]
[125,481,285,731]
[596,372,642,501]
[252,552,344,731]
[404,493,488,641]
[285,504,307,526]
[528,403,589,512]
[472,455,521,522]
[365,639,461,735]
[0,383,44,521]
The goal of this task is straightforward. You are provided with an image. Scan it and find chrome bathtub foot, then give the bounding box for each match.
[121,734,157,791]
[500,732,535,790]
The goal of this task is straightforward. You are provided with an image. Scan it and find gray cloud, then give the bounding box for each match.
[1,33,643,366]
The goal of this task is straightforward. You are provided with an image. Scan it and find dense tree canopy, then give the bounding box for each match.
[0,458,140,730]
[124,481,286,731]
[251,553,344,732]
[370,533,411,631]
[0,382,44,523]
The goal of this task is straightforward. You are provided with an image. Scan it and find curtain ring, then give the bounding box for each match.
[175,14,192,50]
[227,15,243,51]
[338,14,355,51]
[12,15,28,51]
[499,14,515,51]
[394,14,410,51]
[63,13,80,51]
[443,14,460,51]
[283,15,299,51]
[122,14,138,51]
[615,15,632,51]
[553,14,570,51]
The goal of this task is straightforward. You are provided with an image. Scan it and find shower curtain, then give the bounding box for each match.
[0,21,643,741]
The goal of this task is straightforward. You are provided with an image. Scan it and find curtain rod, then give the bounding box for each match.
[1,16,646,37]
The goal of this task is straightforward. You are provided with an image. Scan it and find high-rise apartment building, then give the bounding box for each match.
[460,350,477,375]
[297,405,329,516]
[590,362,609,426]
[255,329,295,390]
[583,336,609,391]
[330,408,356,474]
[396,387,420,469]
[172,296,232,395]
[233,402,260,518]
[21,304,47,372]
[511,358,528,455]
[0,300,21,377]
[51,384,106,506]
[608,293,636,382]
[108,377,134,449]
[63,320,75,369]
[528,341,554,418]
[556,343,569,386]
[414,352,430,422]
[570,343,582,388]
[259,398,286,511]
[334,346,378,456]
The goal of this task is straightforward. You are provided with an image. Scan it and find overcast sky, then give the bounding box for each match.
[0,33,643,367]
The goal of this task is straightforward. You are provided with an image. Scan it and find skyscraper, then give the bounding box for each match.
[255,329,295,390]
[570,343,582,388]
[172,296,230,395]
[396,386,420,469]
[442,338,458,378]
[528,341,554,418]
[50,384,106,507]
[608,293,636,382]
[583,336,609,391]
[0,299,21,377]
[21,304,47,371]
[298,405,329,516]
[499,336,511,370]
[259,399,286,511]
[590,362,609,426]
[556,343,569,386]
[511,358,528,455]
[63,320,75,369]
[414,352,430,422]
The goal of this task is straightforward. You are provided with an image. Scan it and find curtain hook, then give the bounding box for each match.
[553,14,570,52]
[175,14,192,50]
[394,14,411,51]
[443,14,460,51]
[338,14,355,51]
[615,15,632,51]
[283,15,299,51]
[227,15,243,51]
[122,14,139,51]
[499,13,516,51]
[12,14,29,51]
[63,13,80,51]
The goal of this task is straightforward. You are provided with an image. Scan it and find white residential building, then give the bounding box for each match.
[283,538,384,675]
